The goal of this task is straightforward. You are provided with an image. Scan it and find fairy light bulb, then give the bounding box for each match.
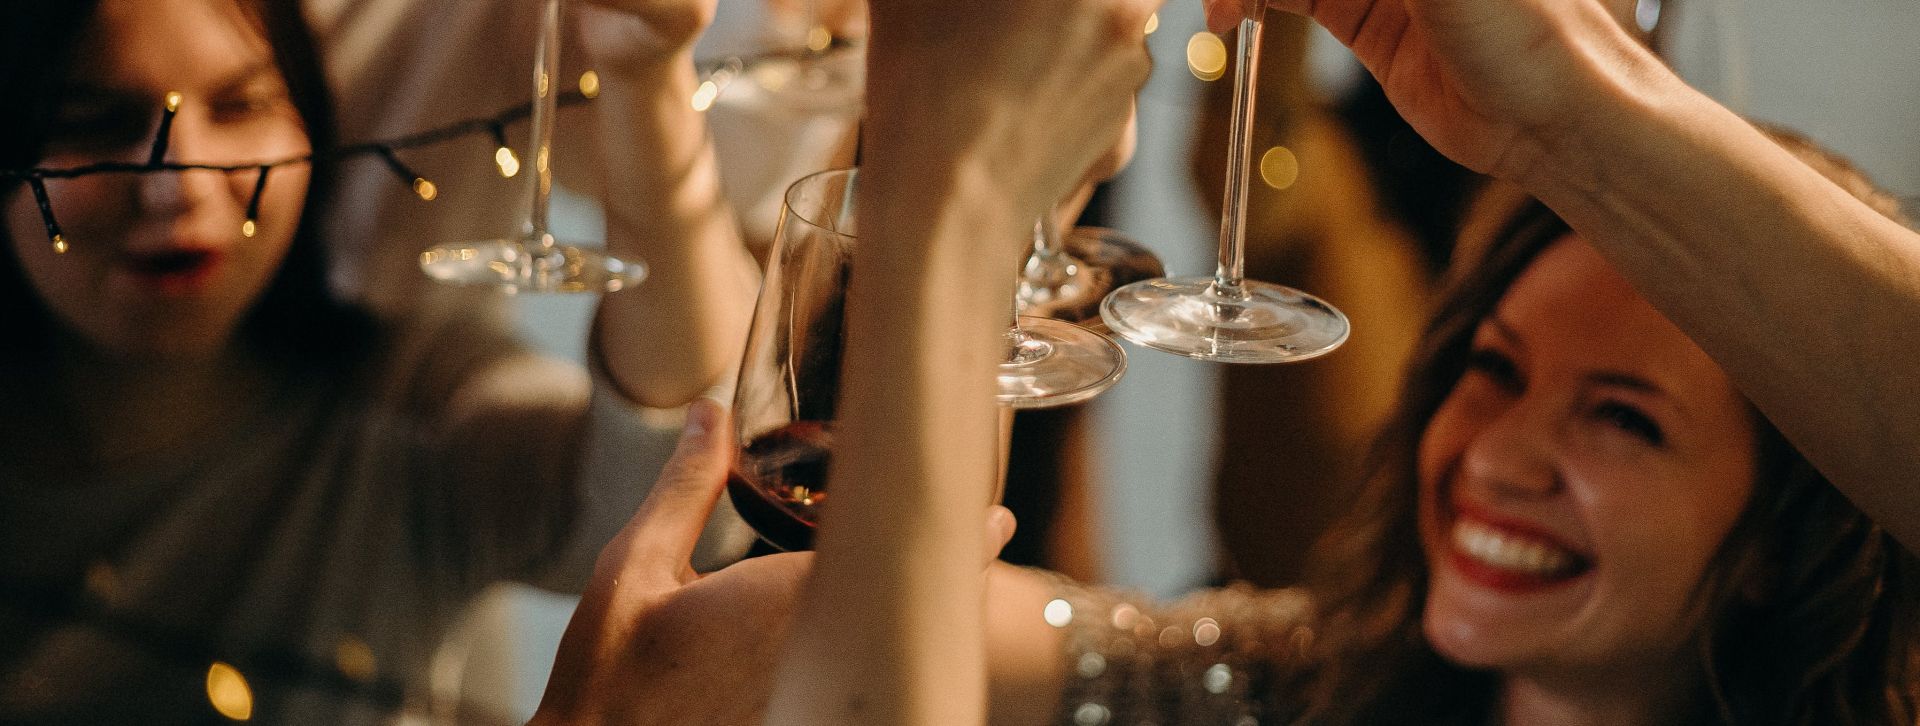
[243,166,270,239]
[413,178,438,201]
[27,178,67,254]
[579,70,601,99]
[150,91,184,166]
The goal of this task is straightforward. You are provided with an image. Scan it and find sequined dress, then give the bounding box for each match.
[1043,578,1320,726]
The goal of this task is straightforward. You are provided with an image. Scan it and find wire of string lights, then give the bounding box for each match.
[1,86,596,254]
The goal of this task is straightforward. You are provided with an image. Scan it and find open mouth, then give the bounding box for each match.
[123,249,219,289]
[1446,515,1593,590]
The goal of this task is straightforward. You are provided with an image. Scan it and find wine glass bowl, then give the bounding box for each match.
[1019,226,1164,327]
[729,168,858,551]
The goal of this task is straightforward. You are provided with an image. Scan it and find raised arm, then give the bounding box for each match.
[760,1,1159,723]
[578,0,758,408]
[1206,0,1920,548]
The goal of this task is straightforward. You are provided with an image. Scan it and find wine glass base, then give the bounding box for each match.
[998,317,1128,410]
[420,238,647,294]
[1101,276,1349,364]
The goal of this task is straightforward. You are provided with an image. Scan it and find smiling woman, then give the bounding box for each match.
[1019,149,1920,724]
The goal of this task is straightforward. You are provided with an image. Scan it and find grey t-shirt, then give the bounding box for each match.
[0,327,697,724]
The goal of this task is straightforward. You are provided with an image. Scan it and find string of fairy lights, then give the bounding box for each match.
[0,76,601,255]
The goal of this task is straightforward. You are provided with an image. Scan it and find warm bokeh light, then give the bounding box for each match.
[412,178,438,201]
[1043,599,1074,628]
[51,234,68,255]
[205,662,254,721]
[579,70,601,99]
[1259,145,1300,190]
[241,220,257,238]
[1145,12,1160,35]
[164,91,183,112]
[1187,32,1227,82]
[335,638,377,683]
[807,26,833,53]
[691,80,720,112]
[495,146,521,178]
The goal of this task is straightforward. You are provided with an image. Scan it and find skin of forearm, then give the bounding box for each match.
[762,158,1030,726]
[1522,57,1920,548]
[591,51,757,408]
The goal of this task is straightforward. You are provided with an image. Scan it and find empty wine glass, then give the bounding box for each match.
[998,217,1129,409]
[1101,11,1348,363]
[419,0,645,293]
[1018,211,1165,326]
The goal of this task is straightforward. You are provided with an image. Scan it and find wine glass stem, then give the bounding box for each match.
[1023,211,1073,289]
[1212,15,1263,302]
[1006,256,1051,366]
[526,0,562,248]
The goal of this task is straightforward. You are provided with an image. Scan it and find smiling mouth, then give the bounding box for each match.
[1448,518,1593,590]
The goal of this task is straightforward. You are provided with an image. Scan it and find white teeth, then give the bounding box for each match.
[1452,519,1576,576]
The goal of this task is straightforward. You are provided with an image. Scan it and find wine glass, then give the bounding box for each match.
[1101,11,1348,363]
[419,0,646,293]
[729,169,1127,550]
[998,217,1129,410]
[1018,211,1165,327]
[729,168,859,551]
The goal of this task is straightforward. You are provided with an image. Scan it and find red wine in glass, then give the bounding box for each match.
[727,421,833,551]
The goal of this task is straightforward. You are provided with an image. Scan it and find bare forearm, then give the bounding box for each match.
[1524,65,1920,546]
[592,52,756,407]
[762,160,1028,726]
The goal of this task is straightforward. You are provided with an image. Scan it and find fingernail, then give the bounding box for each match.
[684,398,720,442]
[987,505,1016,545]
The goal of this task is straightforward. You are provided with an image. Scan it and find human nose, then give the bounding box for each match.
[1457,398,1564,500]
[135,113,235,219]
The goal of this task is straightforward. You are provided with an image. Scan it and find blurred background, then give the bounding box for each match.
[411,0,1920,721]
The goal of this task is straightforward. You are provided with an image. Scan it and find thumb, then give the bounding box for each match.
[982,505,1018,565]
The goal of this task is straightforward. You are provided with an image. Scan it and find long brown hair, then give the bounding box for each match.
[0,0,373,366]
[1292,129,1920,725]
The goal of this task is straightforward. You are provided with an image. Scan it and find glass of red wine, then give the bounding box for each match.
[728,167,858,551]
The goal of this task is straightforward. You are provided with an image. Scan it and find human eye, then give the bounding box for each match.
[1463,347,1522,391]
[1593,400,1666,447]
[208,81,292,124]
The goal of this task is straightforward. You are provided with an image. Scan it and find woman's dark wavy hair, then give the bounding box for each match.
[0,0,373,366]
[1288,128,1920,725]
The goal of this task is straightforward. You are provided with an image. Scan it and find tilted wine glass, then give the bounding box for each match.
[1101,11,1348,363]
[1018,209,1165,325]
[998,217,1129,409]
[419,0,646,293]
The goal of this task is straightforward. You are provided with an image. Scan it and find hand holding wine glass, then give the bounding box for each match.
[1200,0,1665,182]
